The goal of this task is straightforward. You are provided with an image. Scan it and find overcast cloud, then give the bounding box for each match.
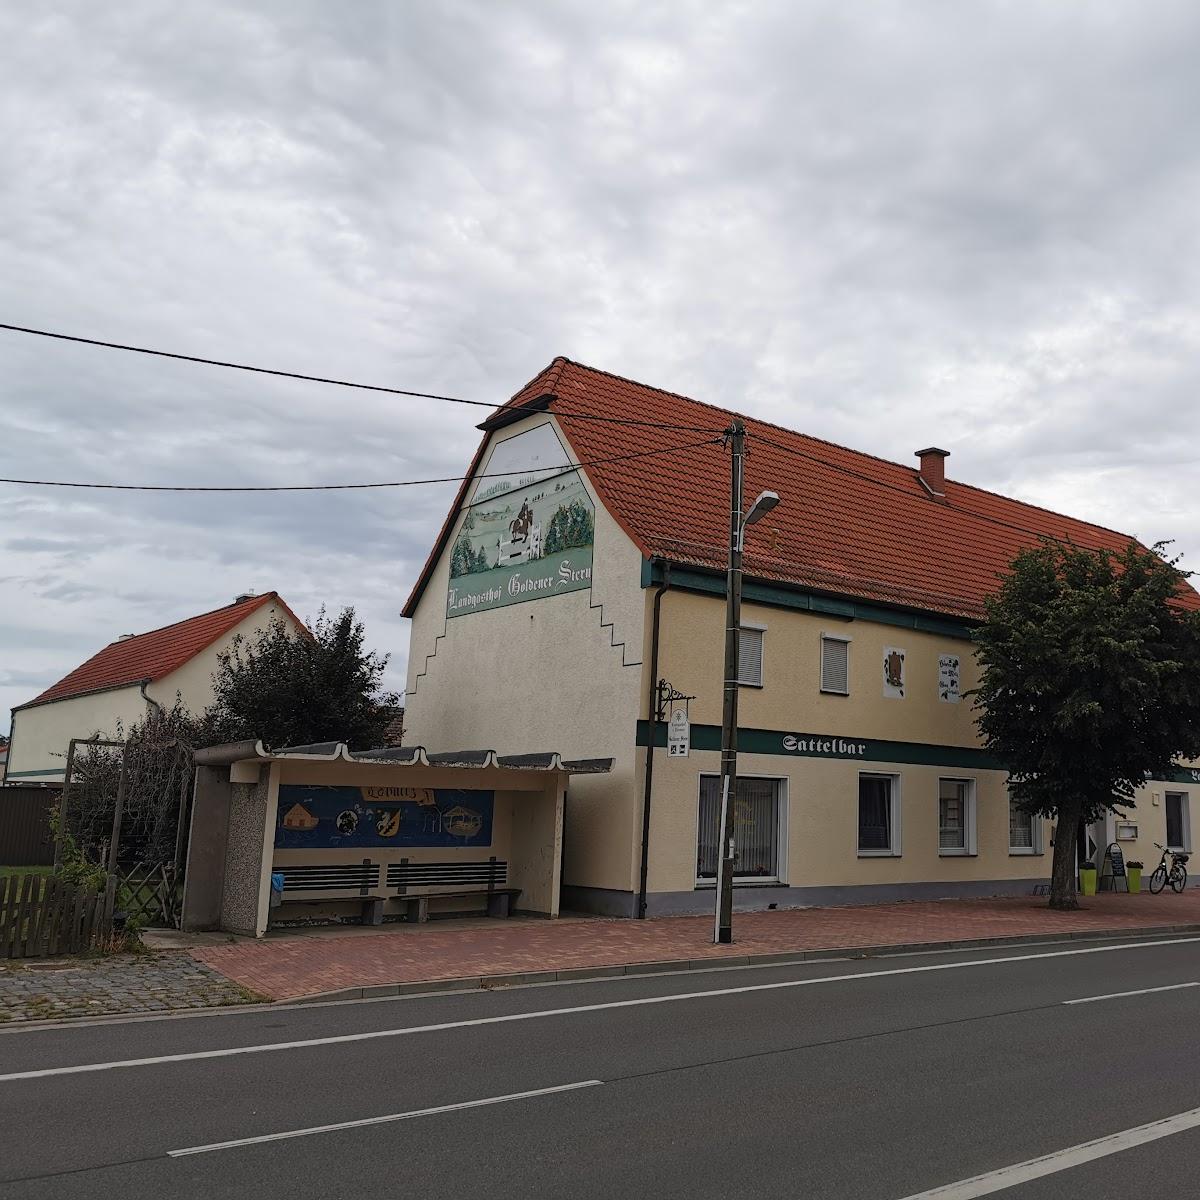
[3,1,1200,720]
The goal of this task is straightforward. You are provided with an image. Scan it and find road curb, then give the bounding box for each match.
[286,921,1200,1005]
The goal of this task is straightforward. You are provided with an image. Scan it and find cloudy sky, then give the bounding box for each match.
[4,1,1200,721]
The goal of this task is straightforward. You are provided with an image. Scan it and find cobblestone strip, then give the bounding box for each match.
[0,951,262,1023]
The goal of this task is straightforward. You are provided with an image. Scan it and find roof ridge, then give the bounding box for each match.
[945,476,1136,542]
[94,591,278,649]
[501,356,570,408]
[555,358,950,481]
[556,358,1138,543]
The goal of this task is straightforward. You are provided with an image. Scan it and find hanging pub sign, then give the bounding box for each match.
[274,785,494,850]
[667,708,691,758]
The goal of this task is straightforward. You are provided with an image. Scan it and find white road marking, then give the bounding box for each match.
[167,1080,602,1156]
[894,1103,1200,1199]
[3,935,1198,1084]
[1064,981,1200,1005]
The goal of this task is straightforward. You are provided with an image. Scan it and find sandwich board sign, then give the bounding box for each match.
[667,709,691,758]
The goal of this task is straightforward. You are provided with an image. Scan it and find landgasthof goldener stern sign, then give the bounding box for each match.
[447,423,595,617]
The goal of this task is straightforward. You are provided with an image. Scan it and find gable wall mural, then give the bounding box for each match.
[446,423,595,617]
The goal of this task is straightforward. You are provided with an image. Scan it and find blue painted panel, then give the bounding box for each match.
[274,785,494,849]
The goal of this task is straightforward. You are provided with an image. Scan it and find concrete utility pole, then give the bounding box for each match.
[715,421,779,945]
[715,420,745,945]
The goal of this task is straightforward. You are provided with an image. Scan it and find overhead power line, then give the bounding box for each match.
[0,437,722,493]
[0,322,723,434]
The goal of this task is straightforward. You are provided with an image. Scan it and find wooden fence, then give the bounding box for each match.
[0,873,117,958]
[0,786,58,866]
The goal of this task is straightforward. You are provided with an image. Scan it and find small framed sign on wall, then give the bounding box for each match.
[1116,823,1138,841]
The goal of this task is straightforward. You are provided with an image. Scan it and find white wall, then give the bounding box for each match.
[404,413,646,893]
[144,598,299,713]
[6,685,148,781]
[7,598,303,780]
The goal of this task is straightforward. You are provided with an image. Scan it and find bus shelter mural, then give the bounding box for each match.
[447,423,595,617]
[274,785,494,849]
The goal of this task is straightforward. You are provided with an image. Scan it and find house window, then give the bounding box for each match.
[858,773,901,856]
[821,634,850,695]
[738,626,765,687]
[938,778,976,855]
[1166,792,1191,852]
[1008,798,1043,855]
[697,775,783,882]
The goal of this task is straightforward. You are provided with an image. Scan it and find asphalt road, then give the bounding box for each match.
[4,933,1200,1199]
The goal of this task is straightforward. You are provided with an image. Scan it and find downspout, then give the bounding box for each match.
[637,559,671,919]
[139,680,162,715]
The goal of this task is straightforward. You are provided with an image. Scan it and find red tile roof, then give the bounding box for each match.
[403,359,1200,621]
[25,592,303,708]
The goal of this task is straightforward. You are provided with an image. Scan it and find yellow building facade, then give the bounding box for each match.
[403,359,1199,917]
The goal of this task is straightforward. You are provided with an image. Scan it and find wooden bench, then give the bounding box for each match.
[275,858,519,925]
[387,858,517,924]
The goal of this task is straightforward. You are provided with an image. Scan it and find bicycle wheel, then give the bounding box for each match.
[1171,865,1188,894]
[1150,866,1168,894]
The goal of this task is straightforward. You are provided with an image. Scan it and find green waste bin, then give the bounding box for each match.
[1127,865,1142,894]
[1080,864,1098,896]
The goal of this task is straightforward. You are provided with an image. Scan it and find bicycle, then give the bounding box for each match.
[1149,843,1190,894]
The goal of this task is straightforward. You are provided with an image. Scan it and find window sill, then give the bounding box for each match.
[1008,848,1043,856]
[938,850,976,857]
[857,850,901,858]
[694,879,782,889]
[819,689,849,697]
[736,681,764,689]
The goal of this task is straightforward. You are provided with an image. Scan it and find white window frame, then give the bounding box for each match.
[820,632,851,696]
[1008,796,1045,856]
[738,622,766,688]
[1165,791,1192,853]
[694,773,788,886]
[938,777,977,857]
[857,771,902,857]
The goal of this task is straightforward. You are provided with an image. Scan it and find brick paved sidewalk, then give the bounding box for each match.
[0,952,261,1024]
[191,891,1200,1002]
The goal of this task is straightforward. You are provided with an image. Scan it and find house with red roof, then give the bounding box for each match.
[6,591,303,784]
[403,358,1200,916]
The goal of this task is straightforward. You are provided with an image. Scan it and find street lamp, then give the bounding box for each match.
[715,423,780,944]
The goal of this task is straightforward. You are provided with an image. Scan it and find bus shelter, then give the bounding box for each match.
[181,740,611,937]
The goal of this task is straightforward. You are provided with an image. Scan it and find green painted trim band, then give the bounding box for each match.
[636,720,1200,782]
[642,559,977,640]
[3,768,65,779]
[636,719,1001,769]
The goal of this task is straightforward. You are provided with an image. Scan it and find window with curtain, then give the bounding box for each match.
[1009,799,1037,853]
[858,774,896,853]
[939,778,972,853]
[697,775,781,881]
[1166,793,1189,850]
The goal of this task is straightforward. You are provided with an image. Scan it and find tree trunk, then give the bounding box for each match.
[1049,800,1083,910]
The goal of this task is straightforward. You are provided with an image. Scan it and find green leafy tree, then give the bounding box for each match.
[974,540,1200,909]
[204,607,401,750]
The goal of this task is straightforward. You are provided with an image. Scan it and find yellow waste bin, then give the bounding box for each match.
[1127,865,1142,894]
[1080,865,1098,896]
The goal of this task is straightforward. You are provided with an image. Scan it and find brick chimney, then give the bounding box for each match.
[915,447,949,500]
